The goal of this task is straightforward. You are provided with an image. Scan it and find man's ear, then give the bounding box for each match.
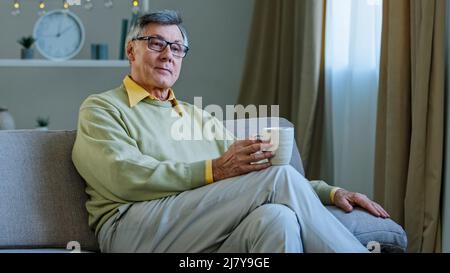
[126,41,135,62]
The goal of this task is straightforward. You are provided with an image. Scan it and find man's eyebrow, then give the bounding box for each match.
[151,34,183,44]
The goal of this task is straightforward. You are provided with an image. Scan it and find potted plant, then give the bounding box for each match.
[17,36,36,59]
[36,116,49,131]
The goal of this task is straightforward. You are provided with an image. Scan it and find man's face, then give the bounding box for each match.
[127,23,184,90]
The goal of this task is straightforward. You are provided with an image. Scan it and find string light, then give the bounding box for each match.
[9,0,132,16]
[11,0,21,16]
[38,1,46,16]
[63,0,70,10]
[132,0,140,14]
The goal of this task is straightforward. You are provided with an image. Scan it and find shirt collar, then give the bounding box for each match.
[123,75,176,107]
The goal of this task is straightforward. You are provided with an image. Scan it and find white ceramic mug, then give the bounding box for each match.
[261,127,294,165]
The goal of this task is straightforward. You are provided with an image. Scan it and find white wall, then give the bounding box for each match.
[442,0,450,253]
[0,0,254,129]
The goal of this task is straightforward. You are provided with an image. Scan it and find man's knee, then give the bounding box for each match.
[269,165,311,189]
[247,204,302,252]
[251,204,299,232]
[270,165,302,178]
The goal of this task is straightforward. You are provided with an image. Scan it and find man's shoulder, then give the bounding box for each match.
[80,86,128,112]
[177,100,207,114]
[176,100,192,108]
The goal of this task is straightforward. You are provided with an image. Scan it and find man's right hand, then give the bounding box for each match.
[211,139,274,181]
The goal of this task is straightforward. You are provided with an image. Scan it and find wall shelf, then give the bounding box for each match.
[0,59,129,68]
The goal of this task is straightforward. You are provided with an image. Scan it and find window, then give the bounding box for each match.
[322,0,383,197]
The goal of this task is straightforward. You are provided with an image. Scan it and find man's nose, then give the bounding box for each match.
[159,45,174,61]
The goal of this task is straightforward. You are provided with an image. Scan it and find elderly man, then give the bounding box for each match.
[72,10,389,253]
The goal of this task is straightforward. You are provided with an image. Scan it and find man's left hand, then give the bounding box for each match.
[333,189,390,218]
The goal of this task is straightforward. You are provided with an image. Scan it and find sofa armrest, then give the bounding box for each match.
[326,206,408,253]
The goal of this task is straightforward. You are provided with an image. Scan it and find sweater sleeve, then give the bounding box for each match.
[72,97,207,202]
[309,180,340,205]
[202,114,236,183]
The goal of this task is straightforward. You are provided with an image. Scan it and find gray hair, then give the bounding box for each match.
[125,10,189,52]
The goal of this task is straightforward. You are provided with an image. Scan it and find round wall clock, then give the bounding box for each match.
[33,10,85,61]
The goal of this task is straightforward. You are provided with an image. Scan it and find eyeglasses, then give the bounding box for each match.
[132,36,189,58]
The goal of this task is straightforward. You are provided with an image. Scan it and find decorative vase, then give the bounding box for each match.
[0,108,16,130]
[21,48,34,59]
[97,44,109,60]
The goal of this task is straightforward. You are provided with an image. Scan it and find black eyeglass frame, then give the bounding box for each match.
[132,36,190,58]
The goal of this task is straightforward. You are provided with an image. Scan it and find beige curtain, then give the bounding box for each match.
[374,0,446,252]
[238,0,326,178]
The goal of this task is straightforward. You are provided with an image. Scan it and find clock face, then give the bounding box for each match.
[33,10,85,61]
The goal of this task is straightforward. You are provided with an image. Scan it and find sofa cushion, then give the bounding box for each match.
[0,130,99,251]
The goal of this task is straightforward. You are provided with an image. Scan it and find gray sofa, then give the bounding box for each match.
[0,118,407,253]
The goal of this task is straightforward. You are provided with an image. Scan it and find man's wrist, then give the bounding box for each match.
[211,158,221,182]
[330,187,342,204]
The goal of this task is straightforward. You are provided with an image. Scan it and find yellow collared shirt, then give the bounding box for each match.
[123,75,179,111]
